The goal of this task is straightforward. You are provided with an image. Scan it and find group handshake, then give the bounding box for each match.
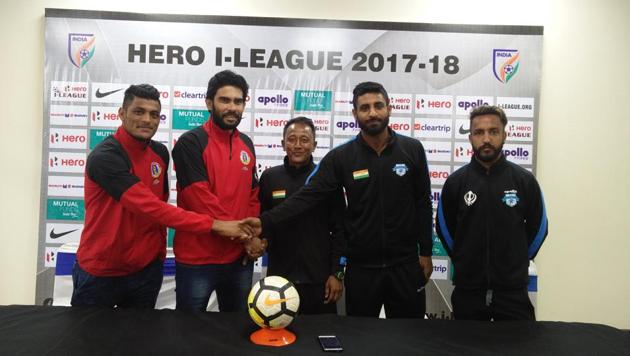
[213,217,267,259]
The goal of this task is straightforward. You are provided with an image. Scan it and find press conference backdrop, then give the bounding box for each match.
[39,8,543,317]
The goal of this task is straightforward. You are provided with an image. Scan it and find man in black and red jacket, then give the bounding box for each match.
[172,71,264,312]
[72,84,250,309]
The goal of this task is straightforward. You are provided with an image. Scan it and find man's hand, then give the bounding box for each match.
[244,237,267,259]
[240,217,262,237]
[324,275,343,304]
[419,256,433,282]
[211,220,252,241]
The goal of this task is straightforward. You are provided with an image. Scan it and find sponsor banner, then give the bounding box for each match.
[91,82,128,103]
[254,90,292,110]
[455,96,494,116]
[49,128,88,149]
[46,198,85,220]
[388,116,412,136]
[503,143,533,165]
[48,152,87,173]
[430,188,441,210]
[414,118,452,139]
[432,234,448,257]
[431,258,449,280]
[90,106,120,127]
[253,112,291,134]
[154,85,171,107]
[50,81,88,103]
[172,86,207,107]
[172,109,207,130]
[453,144,474,163]
[506,121,534,142]
[311,116,332,135]
[153,131,170,150]
[45,223,83,244]
[294,90,332,112]
[428,164,451,185]
[89,129,115,149]
[158,110,171,129]
[44,247,59,268]
[389,93,413,114]
[256,159,284,177]
[415,95,453,115]
[454,119,470,139]
[47,176,84,197]
[496,96,535,118]
[334,92,353,112]
[423,141,452,162]
[49,105,88,126]
[333,115,360,135]
[252,135,285,156]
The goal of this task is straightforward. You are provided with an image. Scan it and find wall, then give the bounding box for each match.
[1,0,628,328]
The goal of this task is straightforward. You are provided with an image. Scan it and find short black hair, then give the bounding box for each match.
[206,70,249,101]
[122,84,161,109]
[352,81,389,109]
[283,116,316,140]
[469,105,508,127]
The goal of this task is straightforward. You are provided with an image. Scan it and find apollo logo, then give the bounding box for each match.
[257,94,289,107]
[457,99,489,111]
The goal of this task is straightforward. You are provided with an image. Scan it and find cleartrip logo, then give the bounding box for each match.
[493,49,520,83]
[174,90,205,99]
[68,33,95,68]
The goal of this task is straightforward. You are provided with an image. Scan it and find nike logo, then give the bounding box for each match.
[95,88,123,98]
[459,125,470,135]
[49,228,78,239]
[263,295,295,307]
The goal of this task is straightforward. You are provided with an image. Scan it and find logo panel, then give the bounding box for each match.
[47,176,84,197]
[388,117,412,135]
[254,90,292,110]
[67,33,95,68]
[172,109,208,130]
[431,259,449,280]
[455,96,494,116]
[493,49,520,83]
[46,223,83,244]
[91,83,127,103]
[415,95,453,115]
[46,198,85,220]
[503,144,532,165]
[414,118,452,139]
[454,119,470,139]
[333,115,360,135]
[48,152,87,173]
[172,86,207,107]
[44,247,59,268]
[496,97,535,118]
[253,112,291,134]
[90,106,120,127]
[428,164,450,185]
[294,90,332,112]
[49,128,88,149]
[50,81,88,103]
[49,105,88,126]
[423,140,452,162]
[453,145,474,163]
[89,129,115,149]
[389,94,413,114]
[506,121,534,142]
[334,92,353,112]
[256,159,283,177]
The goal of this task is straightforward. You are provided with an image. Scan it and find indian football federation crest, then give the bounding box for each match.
[502,189,520,207]
[464,191,477,206]
[68,33,95,68]
[392,163,409,177]
[240,150,251,165]
[493,49,520,83]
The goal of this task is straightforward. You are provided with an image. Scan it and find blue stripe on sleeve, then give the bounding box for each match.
[437,195,454,251]
[528,191,548,259]
[305,163,320,185]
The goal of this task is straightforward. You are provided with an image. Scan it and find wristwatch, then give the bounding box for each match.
[334,270,345,281]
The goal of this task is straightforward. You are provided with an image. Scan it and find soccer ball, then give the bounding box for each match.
[248,276,300,329]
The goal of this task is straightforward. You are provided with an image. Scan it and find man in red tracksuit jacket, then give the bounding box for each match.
[72,84,250,309]
[172,71,264,312]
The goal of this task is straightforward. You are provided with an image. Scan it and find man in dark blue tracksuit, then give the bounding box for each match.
[436,105,548,321]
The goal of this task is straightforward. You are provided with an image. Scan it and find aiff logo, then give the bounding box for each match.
[68,33,95,68]
[493,49,520,83]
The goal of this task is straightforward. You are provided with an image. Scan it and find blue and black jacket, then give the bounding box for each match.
[436,155,548,289]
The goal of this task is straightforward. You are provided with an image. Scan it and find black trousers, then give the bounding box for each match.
[345,261,426,318]
[451,286,535,321]
[294,283,337,315]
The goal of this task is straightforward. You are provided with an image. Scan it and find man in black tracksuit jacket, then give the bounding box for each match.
[258,82,433,318]
[259,117,346,314]
[436,105,548,321]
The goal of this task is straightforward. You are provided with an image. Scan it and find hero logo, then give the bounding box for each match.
[49,152,86,173]
[389,94,412,113]
[50,133,86,144]
[506,122,534,141]
[453,146,474,162]
[50,81,89,102]
[428,165,450,185]
[455,96,494,116]
[415,95,453,115]
[91,110,119,122]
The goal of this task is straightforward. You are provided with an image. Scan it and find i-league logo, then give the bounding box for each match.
[502,189,520,207]
[68,33,95,68]
[493,49,520,83]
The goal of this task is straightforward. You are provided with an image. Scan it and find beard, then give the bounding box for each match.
[212,111,242,131]
[358,116,389,136]
[473,142,504,163]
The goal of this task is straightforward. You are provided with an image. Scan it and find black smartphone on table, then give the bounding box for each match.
[318,335,343,352]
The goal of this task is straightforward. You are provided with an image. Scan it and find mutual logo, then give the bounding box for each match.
[294,90,332,112]
[172,109,207,130]
[95,88,123,98]
[493,49,520,83]
[464,191,477,206]
[502,189,520,207]
[240,151,251,165]
[68,33,95,68]
[392,163,409,177]
[49,228,78,239]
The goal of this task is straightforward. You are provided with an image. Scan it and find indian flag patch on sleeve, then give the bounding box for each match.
[272,190,286,199]
[352,169,369,180]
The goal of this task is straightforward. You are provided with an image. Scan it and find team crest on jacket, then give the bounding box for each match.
[150,162,162,178]
[240,151,251,165]
[502,189,520,207]
[464,191,477,206]
[392,163,409,177]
